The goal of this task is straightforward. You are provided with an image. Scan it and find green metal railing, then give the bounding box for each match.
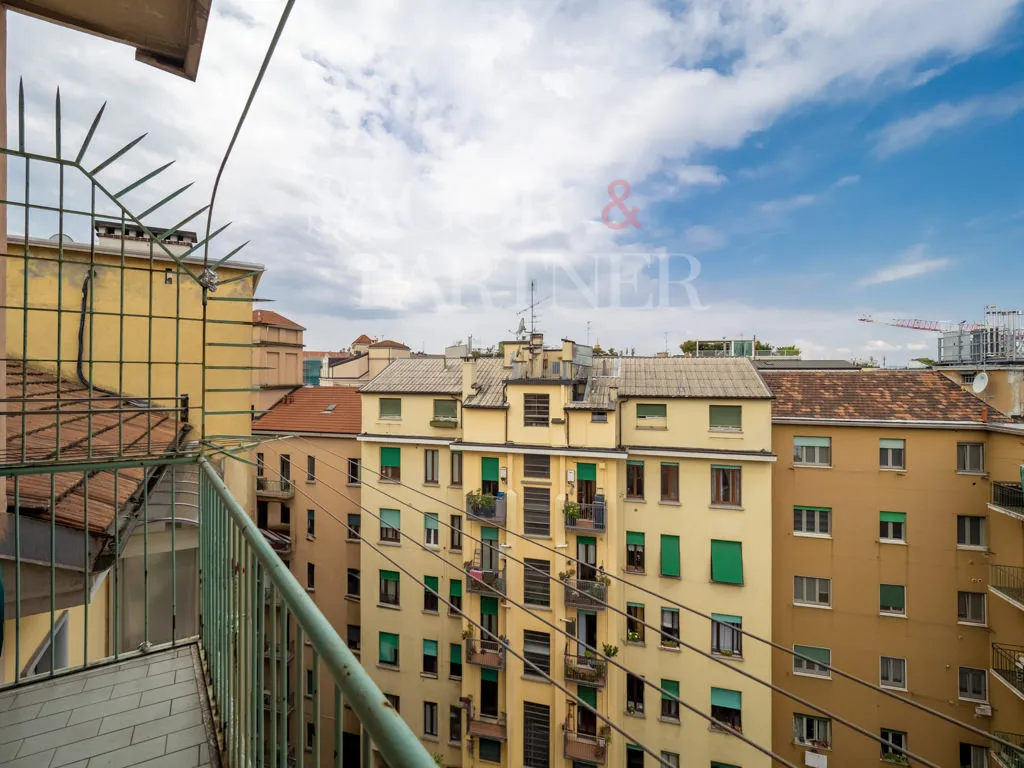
[992,643,1024,700]
[993,732,1024,768]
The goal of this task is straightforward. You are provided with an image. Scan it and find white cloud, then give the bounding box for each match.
[756,193,820,215]
[684,225,727,252]
[865,339,902,351]
[672,165,727,187]
[833,175,861,188]
[906,342,929,350]
[857,244,953,286]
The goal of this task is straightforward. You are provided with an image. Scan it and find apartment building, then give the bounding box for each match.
[320,336,413,387]
[358,334,775,768]
[761,369,1024,768]
[253,309,305,414]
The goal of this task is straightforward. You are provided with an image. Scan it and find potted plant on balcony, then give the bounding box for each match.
[462,627,474,640]
[882,754,909,766]
[597,572,612,587]
[558,566,577,582]
[626,630,641,643]
[564,500,581,521]
[602,643,619,658]
[467,489,496,516]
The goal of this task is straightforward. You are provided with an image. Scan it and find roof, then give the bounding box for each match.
[754,359,861,370]
[369,339,410,350]
[253,387,361,434]
[359,358,511,407]
[252,310,305,330]
[759,369,1011,423]
[5,363,190,533]
[353,334,374,344]
[304,350,347,360]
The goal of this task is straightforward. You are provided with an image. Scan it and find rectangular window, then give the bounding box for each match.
[793,645,831,678]
[710,688,742,731]
[711,614,742,657]
[591,411,607,423]
[423,701,438,737]
[385,693,400,713]
[346,568,360,598]
[423,640,438,676]
[637,403,667,422]
[523,630,550,677]
[626,603,645,643]
[880,656,907,689]
[479,738,501,764]
[379,570,400,606]
[347,513,360,540]
[794,576,831,607]
[626,673,645,714]
[448,580,462,617]
[379,398,401,420]
[433,399,458,424]
[794,507,831,536]
[523,702,550,768]
[306,455,316,483]
[880,584,906,616]
[281,505,291,525]
[280,455,291,487]
[627,746,645,768]
[378,632,399,667]
[424,576,439,613]
[661,753,680,768]
[660,679,680,721]
[256,452,264,477]
[523,486,551,537]
[626,531,645,573]
[306,509,315,537]
[449,706,461,744]
[957,515,986,548]
[880,512,906,542]
[625,461,644,499]
[424,449,440,485]
[425,513,439,546]
[450,514,463,551]
[958,591,986,624]
[794,436,831,466]
[306,722,315,750]
[957,442,985,473]
[451,451,463,487]
[481,457,500,495]
[449,643,462,679]
[881,729,908,761]
[793,714,832,748]
[660,463,679,502]
[380,446,401,481]
[380,508,400,543]
[709,404,742,431]
[880,438,906,470]
[660,608,680,648]
[524,393,550,426]
[306,669,315,697]
[524,453,550,479]
[958,667,987,701]
[347,458,361,485]
[711,465,741,506]
[306,563,315,590]
[660,534,680,577]
[960,743,989,768]
[523,558,551,607]
[347,624,360,652]
[711,540,743,585]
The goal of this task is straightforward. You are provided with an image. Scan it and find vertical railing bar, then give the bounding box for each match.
[82,474,89,669]
[48,474,56,678]
[87,183,96,462]
[146,232,153,459]
[279,603,288,768]
[229,514,236,767]
[271,585,279,767]
[313,651,321,768]
[14,476,22,681]
[334,684,342,768]
[170,465,177,644]
[360,725,370,768]
[117,209,125,457]
[257,560,265,768]
[143,468,149,648]
[113,470,120,659]
[235,521,242,766]
[55,89,64,465]
[296,625,305,768]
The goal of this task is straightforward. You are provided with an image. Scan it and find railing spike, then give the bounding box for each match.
[17,78,25,152]
[212,240,251,268]
[139,182,195,220]
[54,87,61,158]
[114,160,175,199]
[156,204,209,242]
[75,101,107,165]
[91,132,147,176]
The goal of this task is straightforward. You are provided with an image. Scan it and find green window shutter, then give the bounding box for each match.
[577,535,596,549]
[481,526,499,541]
[711,613,742,625]
[380,509,400,529]
[425,513,439,530]
[479,739,501,762]
[661,679,680,699]
[626,459,644,466]
[576,463,597,481]
[481,457,499,482]
[880,584,905,610]
[379,632,399,658]
[711,687,741,710]
[423,640,438,657]
[577,685,597,708]
[450,643,461,664]
[626,601,644,609]
[660,535,680,577]
[880,438,904,449]
[450,580,462,597]
[481,597,499,616]
[380,446,401,467]
[481,668,499,683]
[626,531,645,546]
[424,576,439,593]
[636,403,666,418]
[380,570,399,582]
[794,644,830,665]
[711,540,744,585]
[711,763,741,768]
[795,436,830,447]
[709,405,742,428]
[711,463,742,472]
[880,511,906,523]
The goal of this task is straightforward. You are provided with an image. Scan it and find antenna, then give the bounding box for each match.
[514,279,549,337]
[586,320,591,345]
[972,371,989,395]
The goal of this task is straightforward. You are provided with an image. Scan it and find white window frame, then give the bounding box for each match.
[793,437,832,467]
[957,591,986,625]
[957,442,985,474]
[957,515,987,549]
[794,507,831,537]
[958,666,988,702]
[425,513,439,547]
[879,518,905,543]
[879,439,906,470]
[793,575,831,608]
[793,714,832,749]
[881,729,908,761]
[793,645,831,678]
[424,701,439,737]
[880,656,907,690]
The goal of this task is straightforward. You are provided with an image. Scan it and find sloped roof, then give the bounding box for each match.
[760,370,1010,423]
[754,359,861,370]
[304,350,346,360]
[369,339,410,350]
[252,310,305,330]
[359,357,510,407]
[254,386,361,434]
[353,334,373,344]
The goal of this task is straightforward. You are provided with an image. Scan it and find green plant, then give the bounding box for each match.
[597,573,612,587]
[466,489,496,513]
[557,566,576,581]
[602,643,619,658]
[882,754,909,766]
[461,627,474,640]
[433,753,444,767]
[564,500,581,519]
[626,631,641,643]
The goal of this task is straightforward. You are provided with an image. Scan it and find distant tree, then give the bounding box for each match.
[755,341,772,351]
[776,345,802,356]
[913,357,938,366]
[607,347,618,356]
[680,340,697,355]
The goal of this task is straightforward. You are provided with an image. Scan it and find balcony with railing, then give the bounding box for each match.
[990,481,1024,520]
[992,644,1024,699]
[991,565,1024,610]
[564,651,608,686]
[563,577,608,609]
[257,476,295,500]
[992,732,1024,768]
[465,550,507,596]
[468,709,507,742]
[564,728,607,764]
[466,491,507,525]
[564,499,606,532]
[466,637,507,669]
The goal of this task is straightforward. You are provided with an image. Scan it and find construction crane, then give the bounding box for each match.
[858,314,986,333]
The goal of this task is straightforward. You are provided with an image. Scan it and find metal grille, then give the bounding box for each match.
[523,485,551,536]
[523,700,551,768]
[523,557,551,606]
[523,453,550,478]
[523,393,550,426]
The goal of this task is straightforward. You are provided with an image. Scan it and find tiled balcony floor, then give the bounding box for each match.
[0,643,218,768]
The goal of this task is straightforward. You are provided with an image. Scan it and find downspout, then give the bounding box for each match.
[76,269,119,397]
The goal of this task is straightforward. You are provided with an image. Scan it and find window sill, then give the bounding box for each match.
[448,740,461,748]
[624,709,645,719]
[379,478,402,484]
[626,640,646,647]
[793,463,832,469]
[794,532,832,540]
[879,684,908,692]
[957,696,988,705]
[794,741,832,752]
[449,484,464,490]
[423,610,440,617]
[879,611,907,619]
[659,716,681,725]
[709,504,744,511]
[347,537,360,543]
[793,602,832,610]
[710,580,744,587]
[378,540,402,548]
[956,471,987,477]
[377,602,402,611]
[421,735,440,743]
[424,543,441,551]
[711,651,743,662]
[345,594,360,603]
[879,468,907,474]
[347,482,361,488]
[793,671,832,680]
[376,663,400,672]
[523,476,551,484]
[625,568,646,576]
[420,673,438,680]
[660,573,681,580]
[659,644,681,653]
[306,587,315,593]
[450,548,463,555]
[305,480,316,485]
[637,423,668,431]
[522,674,551,683]
[449,675,462,682]
[625,496,645,504]
[956,545,988,552]
[709,429,743,436]
[957,620,987,628]
[879,539,907,546]
[659,499,681,506]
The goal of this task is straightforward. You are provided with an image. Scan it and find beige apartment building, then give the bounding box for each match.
[761,369,1024,768]
[319,335,413,387]
[252,309,305,414]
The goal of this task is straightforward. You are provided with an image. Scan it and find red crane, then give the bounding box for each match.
[858,315,986,333]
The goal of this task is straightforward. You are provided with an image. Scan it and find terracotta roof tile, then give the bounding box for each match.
[253,386,361,434]
[304,350,346,360]
[368,339,410,350]
[252,310,305,330]
[760,369,1010,423]
[353,334,373,344]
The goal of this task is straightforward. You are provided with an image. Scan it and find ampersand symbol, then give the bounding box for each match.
[601,180,640,230]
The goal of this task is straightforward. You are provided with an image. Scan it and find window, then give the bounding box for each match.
[960,743,989,768]
[880,584,906,616]
[306,509,315,537]
[306,669,315,696]
[433,399,458,424]
[794,507,831,536]
[479,738,501,763]
[523,559,551,607]
[523,486,551,536]
[626,746,645,768]
[448,579,463,616]
[385,693,400,713]
[660,463,679,502]
[425,513,439,546]
[709,404,742,431]
[591,411,607,423]
[424,449,440,484]
[711,614,742,657]
[793,645,831,678]
[280,455,291,488]
[660,534,680,577]
[523,630,551,677]
[793,714,831,748]
[346,568,360,598]
[710,688,742,732]
[256,452,264,479]
[281,505,291,525]
[957,442,985,473]
[424,576,439,612]
[880,656,906,689]
[626,532,645,573]
[449,643,462,679]
[378,632,399,667]
[380,508,400,543]
[524,393,550,426]
[306,563,315,590]
[660,679,680,721]
[347,513,360,540]
[879,512,906,542]
[380,446,401,481]
[347,624,360,652]
[424,701,438,737]
[449,705,462,744]
[450,514,463,551]
[379,398,401,419]
[306,455,316,483]
[626,673,645,714]
[625,461,644,499]
[523,702,550,768]
[794,576,831,607]
[305,721,315,751]
[880,438,906,470]
[958,591,986,624]
[660,608,680,648]
[347,458,361,485]
[794,436,831,466]
[710,540,743,585]
[524,453,550,479]
[881,729,908,761]
[958,667,987,701]
[423,640,438,676]
[379,570,400,606]
[637,403,667,423]
[957,515,986,548]
[481,457,500,496]
[711,466,741,506]
[451,451,463,487]
[626,603,645,643]
[660,753,680,768]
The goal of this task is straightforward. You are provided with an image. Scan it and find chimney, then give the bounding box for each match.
[982,405,990,423]
[462,357,477,401]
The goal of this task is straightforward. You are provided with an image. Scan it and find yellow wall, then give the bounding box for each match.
[621,398,773,451]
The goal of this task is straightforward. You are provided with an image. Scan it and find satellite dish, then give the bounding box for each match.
[972,372,989,394]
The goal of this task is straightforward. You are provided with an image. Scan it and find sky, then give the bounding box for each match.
[6,0,1024,363]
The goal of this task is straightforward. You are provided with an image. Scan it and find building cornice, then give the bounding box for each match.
[254,429,359,439]
[625,446,777,462]
[357,434,454,446]
[771,417,1005,431]
[454,442,627,460]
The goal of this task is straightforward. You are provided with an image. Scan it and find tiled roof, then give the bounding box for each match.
[304,350,346,360]
[369,339,410,350]
[760,369,1010,423]
[353,334,373,344]
[359,357,511,407]
[754,359,861,370]
[253,310,305,330]
[253,386,361,434]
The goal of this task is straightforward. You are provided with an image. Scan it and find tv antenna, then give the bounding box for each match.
[515,279,549,336]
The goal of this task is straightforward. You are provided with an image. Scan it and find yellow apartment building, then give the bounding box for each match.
[761,369,1024,768]
[358,334,775,768]
[252,309,305,415]
[319,336,413,387]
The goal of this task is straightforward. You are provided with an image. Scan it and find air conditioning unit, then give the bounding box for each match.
[975,704,992,717]
[804,751,827,768]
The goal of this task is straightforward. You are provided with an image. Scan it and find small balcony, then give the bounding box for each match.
[563,578,608,610]
[992,732,1024,768]
[466,492,507,525]
[468,710,507,742]
[992,643,1024,699]
[564,651,607,687]
[263,689,296,713]
[466,637,506,669]
[263,640,295,662]
[990,481,1024,520]
[465,550,507,596]
[564,499,606,533]
[257,476,295,500]
[260,527,292,558]
[564,729,607,764]
[991,564,1024,610]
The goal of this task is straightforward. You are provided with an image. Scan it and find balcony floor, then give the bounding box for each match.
[0,643,218,768]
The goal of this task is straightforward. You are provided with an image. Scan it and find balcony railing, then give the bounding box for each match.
[564,651,607,686]
[563,578,608,609]
[564,729,607,764]
[991,481,1024,519]
[465,549,507,596]
[468,709,507,742]
[992,643,1024,699]
[256,476,295,499]
[466,492,507,525]
[991,565,1024,609]
[466,638,506,669]
[992,732,1024,768]
[564,500,606,532]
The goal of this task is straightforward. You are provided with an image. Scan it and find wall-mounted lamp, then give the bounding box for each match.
[499,466,508,483]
